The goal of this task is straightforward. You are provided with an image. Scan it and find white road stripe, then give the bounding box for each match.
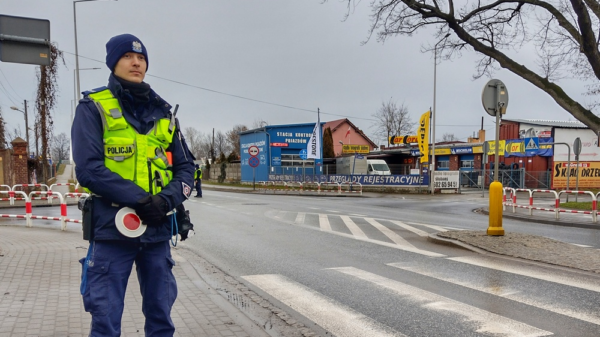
[319,214,331,231]
[327,210,340,213]
[294,212,305,225]
[242,274,407,337]
[390,220,430,237]
[569,243,593,248]
[331,267,552,337]
[350,213,368,217]
[364,218,415,248]
[340,215,368,239]
[449,256,600,293]
[389,263,600,325]
[409,222,448,232]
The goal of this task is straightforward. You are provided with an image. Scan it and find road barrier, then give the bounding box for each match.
[340,182,362,195]
[303,182,321,194]
[557,190,597,222]
[530,189,559,219]
[320,182,341,194]
[502,187,597,223]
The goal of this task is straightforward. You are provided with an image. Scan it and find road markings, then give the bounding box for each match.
[294,212,305,225]
[318,214,331,231]
[408,222,448,232]
[340,215,368,239]
[389,263,600,325]
[448,256,600,293]
[390,220,430,237]
[364,218,414,248]
[330,267,552,337]
[242,274,407,337]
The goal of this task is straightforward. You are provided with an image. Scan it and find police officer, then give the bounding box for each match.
[72,33,195,337]
[194,164,202,197]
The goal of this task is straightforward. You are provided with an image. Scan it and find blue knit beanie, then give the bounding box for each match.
[105,34,149,72]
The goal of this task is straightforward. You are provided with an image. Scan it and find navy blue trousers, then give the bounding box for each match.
[80,240,177,337]
[195,180,202,197]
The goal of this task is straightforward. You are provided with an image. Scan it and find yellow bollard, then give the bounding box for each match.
[487,180,505,236]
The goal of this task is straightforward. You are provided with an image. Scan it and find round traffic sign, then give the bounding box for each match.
[481,79,509,116]
[248,146,259,157]
[249,156,260,168]
[299,149,307,160]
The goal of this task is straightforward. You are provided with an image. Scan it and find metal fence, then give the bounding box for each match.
[459,169,552,190]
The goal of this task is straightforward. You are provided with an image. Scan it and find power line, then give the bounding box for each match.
[62,50,377,122]
[0,68,23,102]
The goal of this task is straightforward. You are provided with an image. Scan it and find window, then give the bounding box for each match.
[460,160,474,169]
[280,153,314,167]
[438,161,450,169]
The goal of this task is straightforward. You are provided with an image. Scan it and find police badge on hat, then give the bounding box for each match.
[132,41,142,53]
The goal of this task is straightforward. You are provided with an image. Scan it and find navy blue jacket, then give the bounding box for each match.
[72,74,195,242]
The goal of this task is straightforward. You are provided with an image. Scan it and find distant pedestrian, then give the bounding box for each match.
[72,33,195,337]
[194,164,203,197]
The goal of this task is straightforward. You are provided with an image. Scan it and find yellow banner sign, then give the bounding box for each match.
[342,144,369,154]
[389,135,419,145]
[435,148,451,155]
[417,111,430,163]
[552,162,600,189]
[485,140,506,156]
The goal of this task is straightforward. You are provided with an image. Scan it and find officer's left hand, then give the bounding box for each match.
[135,195,169,227]
[175,204,194,241]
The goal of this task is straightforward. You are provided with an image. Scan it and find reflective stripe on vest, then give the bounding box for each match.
[86,89,175,194]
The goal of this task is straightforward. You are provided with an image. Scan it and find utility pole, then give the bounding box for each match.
[23,100,30,156]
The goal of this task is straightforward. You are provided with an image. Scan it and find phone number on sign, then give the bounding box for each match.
[434,181,457,189]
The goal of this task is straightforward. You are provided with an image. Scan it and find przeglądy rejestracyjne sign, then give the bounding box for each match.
[268,174,428,186]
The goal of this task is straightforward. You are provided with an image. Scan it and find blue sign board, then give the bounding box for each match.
[299,149,307,160]
[268,174,428,186]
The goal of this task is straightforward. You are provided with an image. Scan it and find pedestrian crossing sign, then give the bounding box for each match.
[525,137,539,150]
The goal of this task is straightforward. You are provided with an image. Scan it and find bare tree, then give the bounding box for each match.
[183,127,205,159]
[251,119,268,129]
[334,1,600,132]
[371,99,415,146]
[51,132,70,163]
[35,43,64,182]
[214,130,231,158]
[199,133,213,162]
[5,126,22,149]
[440,133,459,142]
[226,124,248,159]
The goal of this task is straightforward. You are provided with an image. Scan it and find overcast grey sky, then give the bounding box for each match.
[0,0,589,148]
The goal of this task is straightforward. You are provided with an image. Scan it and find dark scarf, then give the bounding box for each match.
[114,75,151,107]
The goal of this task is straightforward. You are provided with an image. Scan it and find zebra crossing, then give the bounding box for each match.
[255,209,600,336]
[268,210,456,257]
[242,253,600,336]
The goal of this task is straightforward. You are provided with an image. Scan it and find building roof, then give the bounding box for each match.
[322,118,378,148]
[503,118,587,128]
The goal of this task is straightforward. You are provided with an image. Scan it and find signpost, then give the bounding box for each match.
[482,79,509,236]
[248,146,260,190]
[574,137,582,199]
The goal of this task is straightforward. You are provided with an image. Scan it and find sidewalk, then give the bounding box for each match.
[0,167,314,337]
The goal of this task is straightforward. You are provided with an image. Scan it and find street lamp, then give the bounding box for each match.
[73,0,117,101]
[431,33,450,195]
[10,101,30,156]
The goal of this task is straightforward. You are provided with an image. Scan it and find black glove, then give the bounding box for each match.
[135,195,169,227]
[175,204,194,241]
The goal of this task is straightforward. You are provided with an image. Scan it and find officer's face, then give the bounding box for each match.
[114,52,147,83]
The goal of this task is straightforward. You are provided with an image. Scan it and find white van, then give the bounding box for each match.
[367,159,391,175]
